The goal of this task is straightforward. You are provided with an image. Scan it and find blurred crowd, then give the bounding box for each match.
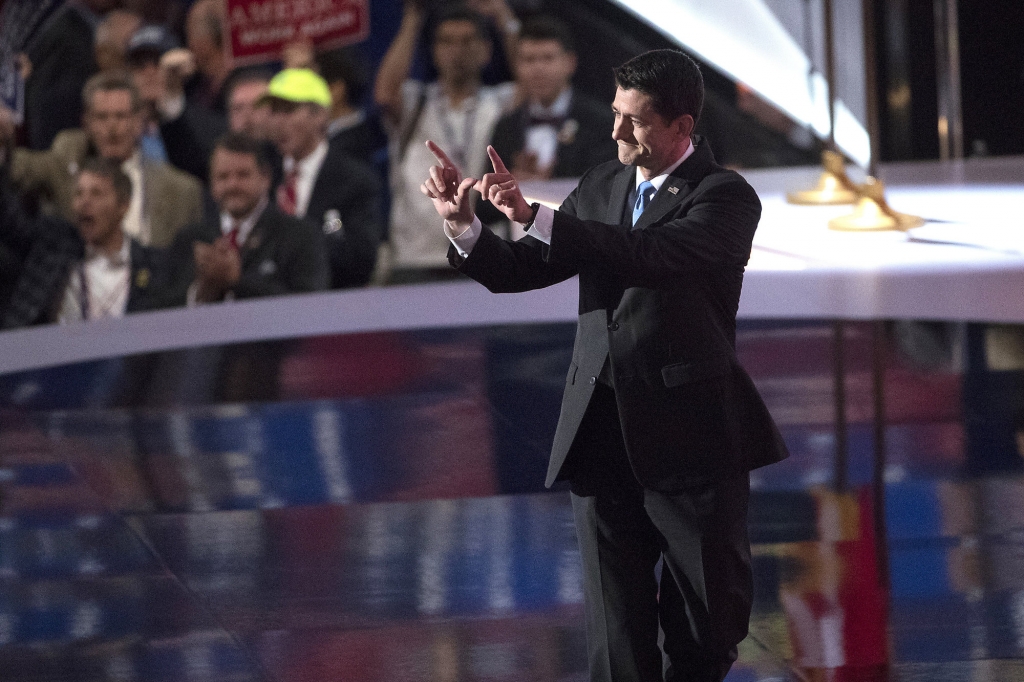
[0,0,619,329]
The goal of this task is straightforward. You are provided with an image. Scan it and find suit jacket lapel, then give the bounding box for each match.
[240,206,275,267]
[631,138,715,231]
[606,165,634,226]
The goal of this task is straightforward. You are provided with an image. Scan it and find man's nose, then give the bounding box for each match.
[612,119,629,140]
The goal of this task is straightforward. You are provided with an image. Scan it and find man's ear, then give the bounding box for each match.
[676,114,695,139]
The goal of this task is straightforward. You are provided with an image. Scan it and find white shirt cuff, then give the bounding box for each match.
[445,216,482,258]
[524,205,554,245]
[158,93,186,122]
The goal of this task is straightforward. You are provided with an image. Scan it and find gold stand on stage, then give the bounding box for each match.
[828,177,925,231]
[786,150,859,205]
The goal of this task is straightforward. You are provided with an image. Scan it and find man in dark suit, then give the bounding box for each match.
[22,0,116,150]
[488,16,617,181]
[163,132,328,305]
[262,68,383,289]
[422,50,788,682]
[0,157,165,328]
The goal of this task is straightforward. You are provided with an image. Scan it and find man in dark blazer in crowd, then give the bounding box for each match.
[163,132,328,305]
[0,157,164,328]
[488,16,617,181]
[261,68,383,289]
[422,50,788,682]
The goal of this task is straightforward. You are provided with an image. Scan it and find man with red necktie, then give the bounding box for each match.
[163,132,328,306]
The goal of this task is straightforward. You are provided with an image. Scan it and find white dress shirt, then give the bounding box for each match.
[524,88,573,172]
[57,236,132,323]
[283,140,330,219]
[220,196,268,247]
[446,139,696,257]
[120,152,150,245]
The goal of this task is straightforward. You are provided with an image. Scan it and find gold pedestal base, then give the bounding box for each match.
[828,177,925,231]
[786,150,859,205]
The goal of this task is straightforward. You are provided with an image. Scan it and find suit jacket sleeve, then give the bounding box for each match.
[159,224,202,307]
[0,167,46,256]
[159,103,227,182]
[449,184,581,293]
[546,173,761,289]
[10,146,60,199]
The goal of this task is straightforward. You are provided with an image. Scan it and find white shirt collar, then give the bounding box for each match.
[283,139,330,175]
[527,88,572,119]
[327,110,366,137]
[220,196,268,247]
[635,138,695,192]
[84,234,131,267]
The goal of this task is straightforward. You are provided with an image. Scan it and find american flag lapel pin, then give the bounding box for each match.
[667,186,680,195]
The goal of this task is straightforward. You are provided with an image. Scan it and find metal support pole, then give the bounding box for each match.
[934,0,964,160]
[861,0,882,176]
[823,0,837,148]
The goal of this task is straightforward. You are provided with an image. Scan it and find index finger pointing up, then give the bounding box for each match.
[426,140,456,168]
[487,145,510,174]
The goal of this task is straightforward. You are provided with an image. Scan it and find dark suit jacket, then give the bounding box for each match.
[451,137,788,491]
[489,90,618,179]
[328,115,388,168]
[159,103,228,183]
[164,203,329,305]
[0,172,166,328]
[23,4,97,150]
[287,138,383,289]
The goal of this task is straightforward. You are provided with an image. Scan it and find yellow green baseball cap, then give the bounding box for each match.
[260,68,332,108]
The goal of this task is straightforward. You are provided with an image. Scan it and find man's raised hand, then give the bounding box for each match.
[476,146,533,223]
[421,140,476,226]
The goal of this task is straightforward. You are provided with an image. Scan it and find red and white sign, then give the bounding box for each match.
[225,0,370,66]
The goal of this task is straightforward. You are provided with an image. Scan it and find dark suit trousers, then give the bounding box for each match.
[567,383,752,682]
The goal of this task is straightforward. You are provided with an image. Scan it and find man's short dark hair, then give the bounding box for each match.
[224,66,275,103]
[614,50,704,126]
[430,7,491,45]
[519,16,575,54]
[82,71,143,113]
[318,48,369,105]
[78,157,132,204]
[212,132,271,174]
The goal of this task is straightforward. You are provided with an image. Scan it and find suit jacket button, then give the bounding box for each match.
[608,322,619,331]
[589,376,597,385]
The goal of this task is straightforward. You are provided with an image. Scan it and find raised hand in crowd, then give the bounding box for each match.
[159,48,198,103]
[282,40,317,70]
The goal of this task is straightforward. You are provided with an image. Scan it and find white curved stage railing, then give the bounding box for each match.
[1,157,1022,376]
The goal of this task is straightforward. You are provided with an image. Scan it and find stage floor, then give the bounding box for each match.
[2,317,1024,681]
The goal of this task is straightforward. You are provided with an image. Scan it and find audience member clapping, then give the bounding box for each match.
[163,133,329,306]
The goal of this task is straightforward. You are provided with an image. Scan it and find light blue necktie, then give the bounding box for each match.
[632,180,656,226]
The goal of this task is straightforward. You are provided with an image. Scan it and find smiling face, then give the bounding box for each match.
[210,147,270,219]
[611,87,694,177]
[72,171,128,248]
